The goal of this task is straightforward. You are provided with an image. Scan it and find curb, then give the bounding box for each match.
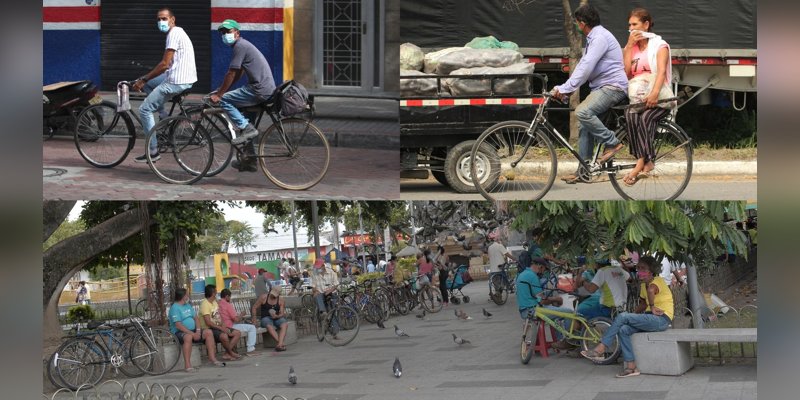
[549,160,756,176]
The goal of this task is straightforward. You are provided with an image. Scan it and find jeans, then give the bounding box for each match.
[576,303,612,320]
[601,312,671,362]
[231,323,257,352]
[140,74,193,153]
[219,85,270,130]
[575,86,628,161]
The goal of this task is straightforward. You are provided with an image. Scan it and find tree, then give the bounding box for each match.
[194,213,229,260]
[227,220,255,264]
[562,0,589,144]
[43,218,85,251]
[509,201,750,267]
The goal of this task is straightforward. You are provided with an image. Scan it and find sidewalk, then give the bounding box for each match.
[59,283,756,400]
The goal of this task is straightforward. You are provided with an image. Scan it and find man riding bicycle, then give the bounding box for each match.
[210,19,277,172]
[550,4,629,183]
[487,232,517,294]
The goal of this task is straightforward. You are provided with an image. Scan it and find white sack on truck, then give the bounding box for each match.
[400,43,425,71]
[432,48,523,75]
[442,62,536,97]
[401,69,443,97]
[423,47,466,74]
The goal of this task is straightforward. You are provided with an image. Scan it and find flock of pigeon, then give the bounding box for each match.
[287,307,495,384]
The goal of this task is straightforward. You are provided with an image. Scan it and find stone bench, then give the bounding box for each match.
[632,328,757,376]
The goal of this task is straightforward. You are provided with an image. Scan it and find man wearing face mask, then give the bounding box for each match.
[132,8,197,163]
[210,19,277,172]
[550,3,629,183]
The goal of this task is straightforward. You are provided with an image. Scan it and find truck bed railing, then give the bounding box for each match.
[400,72,548,100]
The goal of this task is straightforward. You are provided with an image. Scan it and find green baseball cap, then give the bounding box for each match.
[218,19,240,31]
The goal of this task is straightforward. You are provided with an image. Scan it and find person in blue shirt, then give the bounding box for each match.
[516,258,572,319]
[168,288,222,371]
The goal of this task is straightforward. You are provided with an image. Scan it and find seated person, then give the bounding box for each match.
[168,288,221,371]
[286,260,303,296]
[251,286,289,351]
[199,285,242,361]
[311,259,341,336]
[576,258,630,319]
[516,258,574,346]
[218,288,258,354]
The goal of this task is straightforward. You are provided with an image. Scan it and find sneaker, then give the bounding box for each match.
[231,124,259,144]
[134,153,160,163]
[231,159,257,172]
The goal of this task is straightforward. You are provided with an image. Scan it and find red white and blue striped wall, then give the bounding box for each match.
[43,0,102,85]
[43,0,292,88]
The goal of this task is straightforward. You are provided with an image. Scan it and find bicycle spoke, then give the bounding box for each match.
[258,118,330,190]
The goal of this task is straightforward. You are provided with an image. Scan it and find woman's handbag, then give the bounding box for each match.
[627,73,677,109]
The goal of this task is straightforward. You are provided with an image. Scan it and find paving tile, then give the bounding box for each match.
[307,394,365,400]
[593,391,668,400]
[260,382,348,389]
[436,379,550,388]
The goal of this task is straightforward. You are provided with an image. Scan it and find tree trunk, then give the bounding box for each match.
[126,255,133,314]
[43,200,76,242]
[42,207,154,344]
[562,0,588,146]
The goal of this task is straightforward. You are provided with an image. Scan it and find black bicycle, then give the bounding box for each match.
[469,91,692,200]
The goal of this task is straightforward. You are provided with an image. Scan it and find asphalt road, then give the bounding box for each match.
[400,175,758,200]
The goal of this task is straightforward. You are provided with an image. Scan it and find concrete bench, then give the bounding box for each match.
[632,328,757,376]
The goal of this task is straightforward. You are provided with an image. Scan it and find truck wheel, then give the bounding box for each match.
[431,171,448,186]
[430,148,449,186]
[444,140,499,193]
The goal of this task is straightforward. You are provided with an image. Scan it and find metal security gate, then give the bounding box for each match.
[100,0,211,92]
[316,0,384,92]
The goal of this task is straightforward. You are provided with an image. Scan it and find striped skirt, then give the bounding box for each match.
[624,107,671,162]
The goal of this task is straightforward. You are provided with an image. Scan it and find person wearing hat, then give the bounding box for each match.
[311,258,340,318]
[516,257,574,344]
[131,7,197,163]
[251,286,289,351]
[210,18,277,172]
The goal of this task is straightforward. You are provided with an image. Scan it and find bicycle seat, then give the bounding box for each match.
[240,98,277,113]
[86,320,107,330]
[170,89,192,104]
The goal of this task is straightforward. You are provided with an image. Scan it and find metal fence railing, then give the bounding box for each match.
[45,379,306,400]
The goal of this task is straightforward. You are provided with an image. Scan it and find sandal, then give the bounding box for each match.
[622,174,638,187]
[637,171,651,180]
[597,143,624,164]
[184,367,199,373]
[275,345,287,352]
[580,349,606,362]
[212,361,227,367]
[616,368,641,378]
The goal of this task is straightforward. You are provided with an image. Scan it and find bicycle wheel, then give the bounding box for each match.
[146,115,214,185]
[74,101,136,168]
[580,317,621,365]
[324,304,360,346]
[55,337,107,390]
[185,107,234,177]
[392,289,410,315]
[134,298,159,323]
[116,331,146,378]
[46,351,68,389]
[257,118,330,190]
[490,274,509,305]
[471,121,557,201]
[373,290,391,321]
[419,285,443,313]
[610,121,693,200]
[314,309,326,342]
[129,327,181,375]
[521,317,537,365]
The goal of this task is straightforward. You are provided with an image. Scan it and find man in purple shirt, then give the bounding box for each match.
[552,4,629,183]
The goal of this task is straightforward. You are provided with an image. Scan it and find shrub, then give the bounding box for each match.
[66,305,96,323]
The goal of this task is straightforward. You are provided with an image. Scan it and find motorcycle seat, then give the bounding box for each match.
[43,81,91,94]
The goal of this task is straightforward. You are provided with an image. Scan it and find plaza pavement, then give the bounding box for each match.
[73,283,756,400]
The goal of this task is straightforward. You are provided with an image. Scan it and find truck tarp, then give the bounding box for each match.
[400,0,756,50]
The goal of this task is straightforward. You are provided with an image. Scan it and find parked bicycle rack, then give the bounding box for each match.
[44,379,307,400]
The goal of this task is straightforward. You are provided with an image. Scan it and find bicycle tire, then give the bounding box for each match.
[521,318,537,365]
[471,121,557,201]
[257,118,330,190]
[134,298,160,323]
[74,101,136,168]
[117,331,146,378]
[419,285,443,313]
[609,121,693,200]
[580,317,621,365]
[46,351,68,389]
[324,304,360,346]
[185,107,234,177]
[146,115,214,185]
[373,290,391,321]
[55,337,107,391]
[490,274,509,305]
[392,289,410,315]
[129,327,181,375]
[314,309,326,342]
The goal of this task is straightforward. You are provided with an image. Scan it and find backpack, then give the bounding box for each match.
[276,80,310,117]
[462,270,474,283]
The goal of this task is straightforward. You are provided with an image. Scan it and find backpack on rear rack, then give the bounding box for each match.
[275,80,311,117]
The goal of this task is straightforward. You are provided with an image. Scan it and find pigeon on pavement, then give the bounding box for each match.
[288,366,297,385]
[394,325,410,337]
[393,357,402,378]
[377,319,385,329]
[452,333,471,345]
[456,309,472,320]
[416,310,426,319]
[482,308,492,318]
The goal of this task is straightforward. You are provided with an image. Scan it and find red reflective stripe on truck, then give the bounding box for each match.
[400,98,547,107]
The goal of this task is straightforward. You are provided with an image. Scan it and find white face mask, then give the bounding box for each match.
[158,20,169,33]
[222,32,236,46]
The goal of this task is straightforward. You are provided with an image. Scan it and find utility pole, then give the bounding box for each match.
[311,200,321,259]
[357,202,366,268]
[408,200,418,247]
[291,201,299,264]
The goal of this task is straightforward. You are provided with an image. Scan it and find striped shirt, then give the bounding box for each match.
[164,26,197,85]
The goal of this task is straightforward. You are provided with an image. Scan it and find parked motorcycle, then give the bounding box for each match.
[43,80,102,140]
